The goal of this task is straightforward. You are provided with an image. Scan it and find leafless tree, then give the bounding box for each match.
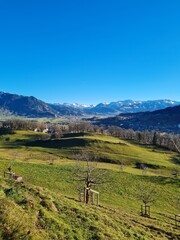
[119,160,125,172]
[170,136,180,178]
[168,193,180,216]
[136,183,157,217]
[176,196,180,213]
[49,156,56,165]
[72,153,108,204]
[172,166,180,178]
[140,164,148,175]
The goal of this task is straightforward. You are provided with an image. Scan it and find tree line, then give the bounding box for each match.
[107,126,180,153]
[1,119,180,153]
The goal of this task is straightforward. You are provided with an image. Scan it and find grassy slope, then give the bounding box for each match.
[0,131,180,239]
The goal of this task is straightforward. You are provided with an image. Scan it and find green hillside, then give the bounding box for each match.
[0,131,180,239]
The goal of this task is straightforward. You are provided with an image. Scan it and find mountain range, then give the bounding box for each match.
[96,105,180,133]
[0,91,179,118]
[0,92,81,117]
[83,100,180,115]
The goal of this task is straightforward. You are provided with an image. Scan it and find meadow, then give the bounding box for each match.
[0,130,180,239]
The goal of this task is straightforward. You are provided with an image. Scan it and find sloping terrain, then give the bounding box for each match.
[24,132,178,173]
[0,92,81,117]
[96,105,180,133]
[1,176,180,240]
[0,131,180,239]
[0,92,57,117]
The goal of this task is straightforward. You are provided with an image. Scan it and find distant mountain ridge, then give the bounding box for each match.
[0,92,81,117]
[0,91,179,118]
[82,99,180,115]
[0,92,56,117]
[96,105,180,133]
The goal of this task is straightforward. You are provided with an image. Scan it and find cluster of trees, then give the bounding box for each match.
[0,119,104,138]
[1,119,46,131]
[1,119,180,153]
[107,126,180,153]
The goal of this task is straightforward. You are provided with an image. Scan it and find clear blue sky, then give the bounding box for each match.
[0,0,180,104]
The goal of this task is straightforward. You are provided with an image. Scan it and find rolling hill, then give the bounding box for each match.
[96,104,180,133]
[0,130,180,239]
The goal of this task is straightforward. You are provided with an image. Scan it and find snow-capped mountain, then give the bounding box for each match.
[54,99,180,115]
[0,91,179,117]
[61,103,95,109]
[96,104,180,133]
[81,99,180,115]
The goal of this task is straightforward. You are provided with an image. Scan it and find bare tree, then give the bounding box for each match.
[49,156,57,165]
[172,166,180,178]
[171,137,180,178]
[140,164,148,175]
[72,153,108,204]
[176,196,180,213]
[119,160,125,172]
[168,193,180,219]
[136,183,157,217]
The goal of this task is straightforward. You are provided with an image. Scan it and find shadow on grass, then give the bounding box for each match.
[26,138,88,149]
[135,162,161,169]
[61,132,88,138]
[140,175,180,188]
[171,157,180,165]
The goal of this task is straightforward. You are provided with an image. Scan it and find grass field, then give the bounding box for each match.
[0,131,180,239]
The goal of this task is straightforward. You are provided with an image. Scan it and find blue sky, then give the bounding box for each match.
[0,0,180,104]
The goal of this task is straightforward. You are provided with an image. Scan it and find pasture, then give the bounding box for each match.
[0,131,180,239]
